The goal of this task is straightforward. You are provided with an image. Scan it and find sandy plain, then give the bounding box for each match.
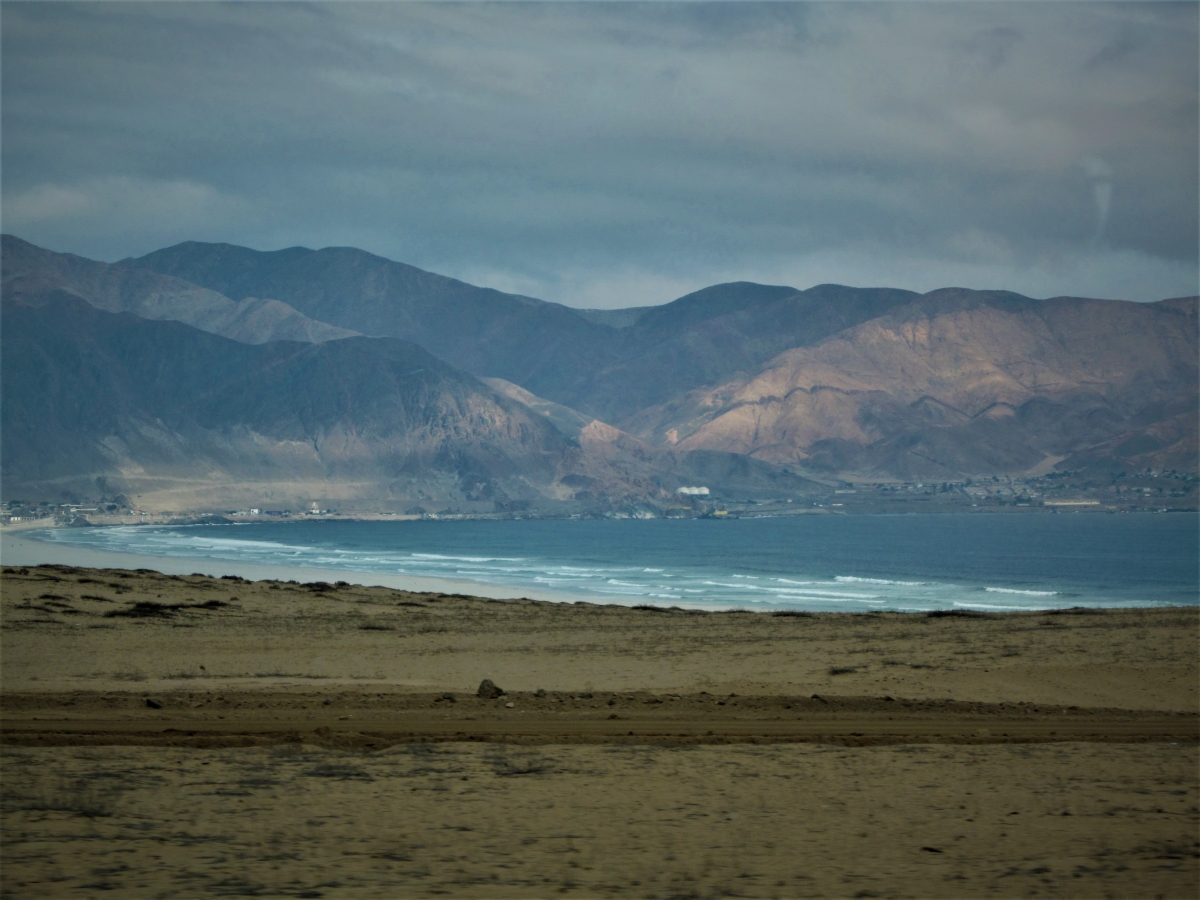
[1,560,1198,898]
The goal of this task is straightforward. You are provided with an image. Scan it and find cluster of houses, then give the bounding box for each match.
[2,502,105,524]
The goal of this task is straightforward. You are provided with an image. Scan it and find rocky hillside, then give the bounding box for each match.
[1,291,572,511]
[624,291,1199,479]
[124,242,919,421]
[4,235,1194,504]
[2,291,827,511]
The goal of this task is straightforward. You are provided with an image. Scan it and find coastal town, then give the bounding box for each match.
[3,467,1195,527]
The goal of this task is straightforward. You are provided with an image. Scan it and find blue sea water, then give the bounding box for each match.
[29,513,1198,613]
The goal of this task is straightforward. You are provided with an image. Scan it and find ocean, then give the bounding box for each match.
[27,512,1198,613]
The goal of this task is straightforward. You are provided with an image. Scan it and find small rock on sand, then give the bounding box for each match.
[477,679,504,699]
[145,698,163,709]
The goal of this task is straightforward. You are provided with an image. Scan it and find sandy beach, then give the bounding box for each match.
[2,561,1197,897]
[1,527,574,603]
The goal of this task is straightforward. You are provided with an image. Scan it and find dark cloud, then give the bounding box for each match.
[3,1,1196,306]
[958,26,1023,71]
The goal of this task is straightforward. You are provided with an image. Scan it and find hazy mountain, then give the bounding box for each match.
[572,307,654,328]
[8,235,1194,491]
[122,240,623,400]
[624,291,1199,479]
[482,378,595,440]
[586,282,918,422]
[124,241,918,420]
[1,291,578,511]
[2,291,827,511]
[1,235,357,344]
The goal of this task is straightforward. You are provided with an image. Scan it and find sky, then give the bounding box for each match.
[2,1,1197,308]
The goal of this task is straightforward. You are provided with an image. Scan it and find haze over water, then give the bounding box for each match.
[32,513,1198,613]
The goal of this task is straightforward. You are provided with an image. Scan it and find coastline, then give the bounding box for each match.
[2,561,1197,709]
[7,513,1198,614]
[0,528,577,604]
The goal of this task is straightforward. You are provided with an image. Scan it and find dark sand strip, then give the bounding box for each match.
[4,693,1196,747]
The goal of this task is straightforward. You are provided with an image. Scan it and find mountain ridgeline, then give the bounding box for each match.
[1,236,356,345]
[1,287,825,513]
[3,292,570,510]
[122,242,921,421]
[2,234,1195,513]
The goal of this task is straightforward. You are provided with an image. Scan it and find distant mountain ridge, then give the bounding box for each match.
[2,289,828,511]
[0,291,566,509]
[625,290,1198,478]
[124,240,622,407]
[124,241,921,421]
[1,235,357,344]
[3,234,1195,509]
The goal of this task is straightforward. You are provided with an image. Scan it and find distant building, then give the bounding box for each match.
[676,486,710,496]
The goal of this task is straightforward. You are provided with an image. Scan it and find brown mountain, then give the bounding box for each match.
[1,291,827,512]
[6,235,1193,493]
[122,241,919,421]
[623,291,1199,479]
[0,291,581,512]
[485,378,827,504]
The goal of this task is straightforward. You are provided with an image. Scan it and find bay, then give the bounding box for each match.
[29,512,1198,612]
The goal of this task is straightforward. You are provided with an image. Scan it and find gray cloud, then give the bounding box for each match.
[1082,156,1114,246]
[3,1,1196,306]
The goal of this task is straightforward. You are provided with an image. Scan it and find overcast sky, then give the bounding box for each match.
[3,2,1196,307]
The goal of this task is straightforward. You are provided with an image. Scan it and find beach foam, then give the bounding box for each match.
[14,515,1195,613]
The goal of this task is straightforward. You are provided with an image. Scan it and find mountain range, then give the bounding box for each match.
[2,234,1195,513]
[122,241,921,423]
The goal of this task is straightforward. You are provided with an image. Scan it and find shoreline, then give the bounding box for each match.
[8,507,1195,530]
[7,517,1198,614]
[0,529,578,604]
[3,562,1197,709]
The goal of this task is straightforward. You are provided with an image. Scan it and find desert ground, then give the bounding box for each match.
[1,562,1197,898]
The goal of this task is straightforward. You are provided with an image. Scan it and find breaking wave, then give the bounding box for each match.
[984,587,1058,596]
[836,576,933,586]
[26,515,1193,613]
